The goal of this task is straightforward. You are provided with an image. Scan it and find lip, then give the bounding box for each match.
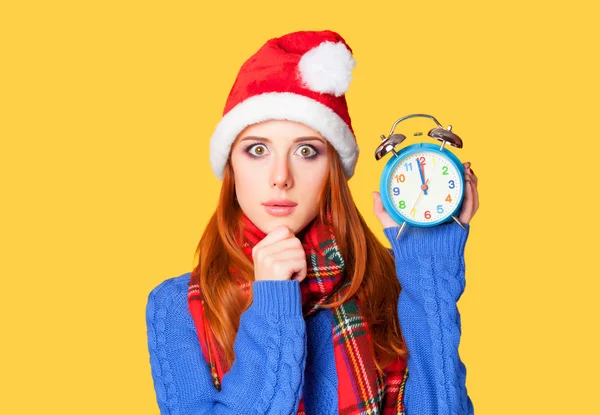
[263,205,296,216]
[262,199,298,207]
[262,200,298,217]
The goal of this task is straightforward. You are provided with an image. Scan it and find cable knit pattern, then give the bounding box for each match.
[302,313,338,415]
[383,222,474,415]
[146,277,306,414]
[146,223,474,414]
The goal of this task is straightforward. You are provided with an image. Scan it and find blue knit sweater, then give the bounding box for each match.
[146,223,474,414]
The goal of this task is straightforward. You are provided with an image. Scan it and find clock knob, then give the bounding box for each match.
[428,127,463,148]
[374,134,407,160]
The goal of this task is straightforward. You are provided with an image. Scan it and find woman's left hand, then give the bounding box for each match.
[373,161,479,227]
[457,161,479,225]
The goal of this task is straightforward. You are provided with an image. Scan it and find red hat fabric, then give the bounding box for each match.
[209,30,360,180]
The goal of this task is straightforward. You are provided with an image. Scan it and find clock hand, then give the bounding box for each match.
[416,158,428,195]
[409,178,430,218]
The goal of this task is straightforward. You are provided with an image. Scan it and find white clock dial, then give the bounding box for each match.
[387,151,463,224]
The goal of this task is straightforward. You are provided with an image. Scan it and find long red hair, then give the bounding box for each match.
[192,142,408,373]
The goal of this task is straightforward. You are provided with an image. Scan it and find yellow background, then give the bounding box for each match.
[1,0,597,413]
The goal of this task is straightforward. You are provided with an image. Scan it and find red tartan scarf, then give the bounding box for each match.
[187,211,408,414]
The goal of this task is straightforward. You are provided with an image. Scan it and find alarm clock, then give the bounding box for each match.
[375,114,467,239]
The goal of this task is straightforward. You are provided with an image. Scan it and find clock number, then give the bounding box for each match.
[395,174,406,183]
[445,194,452,202]
[398,200,406,209]
[442,166,449,175]
[448,180,455,189]
[424,210,431,219]
[419,156,426,166]
[437,205,443,214]
[404,162,413,172]
[393,187,400,196]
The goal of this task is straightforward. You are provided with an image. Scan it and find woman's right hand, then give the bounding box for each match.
[252,225,307,282]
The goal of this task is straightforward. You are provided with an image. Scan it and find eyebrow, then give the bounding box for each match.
[240,136,326,144]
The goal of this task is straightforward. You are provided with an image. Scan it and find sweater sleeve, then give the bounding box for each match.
[146,275,307,414]
[383,222,475,415]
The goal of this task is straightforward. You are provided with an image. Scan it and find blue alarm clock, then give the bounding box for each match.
[375,114,467,239]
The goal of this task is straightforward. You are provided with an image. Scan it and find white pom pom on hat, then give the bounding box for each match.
[298,40,356,97]
[209,30,360,180]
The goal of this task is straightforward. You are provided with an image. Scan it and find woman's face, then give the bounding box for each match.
[230,119,329,235]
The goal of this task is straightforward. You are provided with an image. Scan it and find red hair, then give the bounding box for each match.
[192,142,408,373]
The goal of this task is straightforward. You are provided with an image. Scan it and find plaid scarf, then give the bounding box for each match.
[187,211,408,414]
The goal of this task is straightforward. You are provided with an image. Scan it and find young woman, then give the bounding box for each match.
[146,30,479,415]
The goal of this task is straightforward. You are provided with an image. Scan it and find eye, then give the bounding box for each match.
[295,144,318,158]
[246,143,269,157]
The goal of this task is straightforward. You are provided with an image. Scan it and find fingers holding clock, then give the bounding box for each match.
[372,191,399,228]
[463,161,478,186]
[465,162,479,213]
[459,162,479,224]
[459,179,475,224]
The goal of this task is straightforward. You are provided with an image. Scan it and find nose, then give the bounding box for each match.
[269,153,294,189]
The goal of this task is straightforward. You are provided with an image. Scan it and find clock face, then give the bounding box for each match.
[386,150,463,224]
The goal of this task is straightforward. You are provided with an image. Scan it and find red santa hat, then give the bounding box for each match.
[209,30,359,180]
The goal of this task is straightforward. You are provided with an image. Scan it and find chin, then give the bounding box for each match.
[262,217,299,234]
[256,212,307,235]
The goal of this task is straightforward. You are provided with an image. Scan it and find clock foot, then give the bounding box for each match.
[395,222,407,240]
[451,215,467,231]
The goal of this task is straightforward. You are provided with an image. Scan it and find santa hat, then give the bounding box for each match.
[209,30,360,180]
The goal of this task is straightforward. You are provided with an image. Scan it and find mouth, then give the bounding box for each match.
[262,200,297,216]
[262,200,298,207]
